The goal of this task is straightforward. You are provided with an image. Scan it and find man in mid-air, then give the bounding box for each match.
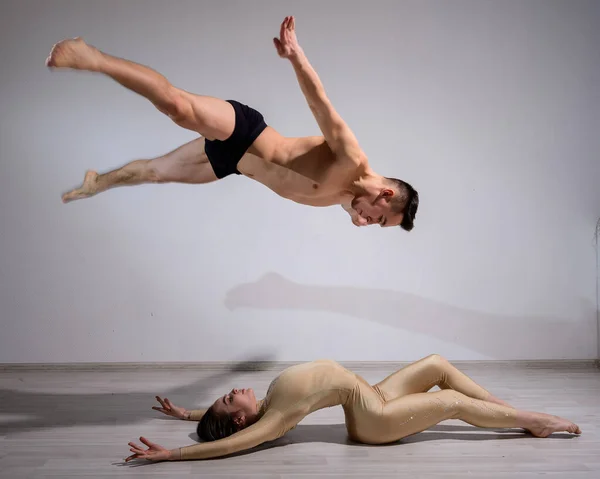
[46,16,419,230]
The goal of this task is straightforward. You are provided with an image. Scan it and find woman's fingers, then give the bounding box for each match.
[139,436,155,448]
[126,441,149,462]
[155,396,169,409]
[125,451,145,461]
[128,441,144,451]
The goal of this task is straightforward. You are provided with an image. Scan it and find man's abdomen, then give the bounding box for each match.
[237,152,341,206]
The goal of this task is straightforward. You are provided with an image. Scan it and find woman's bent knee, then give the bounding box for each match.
[424,354,447,365]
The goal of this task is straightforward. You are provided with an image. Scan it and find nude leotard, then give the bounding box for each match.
[175,358,518,460]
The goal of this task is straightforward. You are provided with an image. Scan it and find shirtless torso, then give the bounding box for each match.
[240,127,365,209]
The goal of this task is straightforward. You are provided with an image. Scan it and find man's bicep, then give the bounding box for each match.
[310,99,360,154]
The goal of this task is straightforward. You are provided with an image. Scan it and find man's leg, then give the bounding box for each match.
[62,137,216,203]
[46,38,235,141]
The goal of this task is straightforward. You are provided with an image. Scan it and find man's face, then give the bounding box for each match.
[350,190,404,228]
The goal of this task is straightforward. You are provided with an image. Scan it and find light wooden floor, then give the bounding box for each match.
[0,361,599,478]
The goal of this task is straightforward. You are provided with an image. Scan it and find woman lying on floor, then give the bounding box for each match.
[125,355,581,462]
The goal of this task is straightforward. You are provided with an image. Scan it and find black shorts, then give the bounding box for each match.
[204,100,268,179]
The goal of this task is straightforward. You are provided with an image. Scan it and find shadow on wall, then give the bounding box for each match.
[224,273,597,359]
[0,355,276,436]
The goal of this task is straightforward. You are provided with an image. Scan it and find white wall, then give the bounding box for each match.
[597,218,600,360]
[1,0,598,363]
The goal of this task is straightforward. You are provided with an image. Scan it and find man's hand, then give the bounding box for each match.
[125,436,172,463]
[273,16,303,60]
[152,395,189,420]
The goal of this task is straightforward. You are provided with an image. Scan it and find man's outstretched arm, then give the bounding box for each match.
[273,16,361,157]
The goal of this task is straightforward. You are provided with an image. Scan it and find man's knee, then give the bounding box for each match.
[158,87,193,125]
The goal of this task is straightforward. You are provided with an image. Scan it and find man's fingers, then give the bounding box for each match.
[164,398,174,408]
[151,406,169,414]
[290,16,295,30]
[280,19,287,38]
[156,396,168,409]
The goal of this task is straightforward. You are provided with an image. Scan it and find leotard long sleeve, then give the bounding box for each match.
[175,360,358,460]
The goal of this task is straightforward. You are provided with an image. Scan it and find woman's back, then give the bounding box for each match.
[259,359,360,428]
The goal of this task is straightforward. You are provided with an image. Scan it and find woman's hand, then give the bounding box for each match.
[273,16,303,60]
[152,395,189,420]
[125,436,171,463]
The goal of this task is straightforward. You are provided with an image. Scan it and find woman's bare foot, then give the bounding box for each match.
[46,37,102,71]
[62,170,100,203]
[526,412,581,438]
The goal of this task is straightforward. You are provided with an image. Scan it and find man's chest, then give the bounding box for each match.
[238,153,352,203]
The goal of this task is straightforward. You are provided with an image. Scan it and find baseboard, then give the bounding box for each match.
[0,359,598,372]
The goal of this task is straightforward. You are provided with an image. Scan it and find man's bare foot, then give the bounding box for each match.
[526,412,581,438]
[45,37,102,71]
[62,170,100,203]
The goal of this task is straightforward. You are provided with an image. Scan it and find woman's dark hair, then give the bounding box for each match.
[385,177,419,232]
[197,405,239,442]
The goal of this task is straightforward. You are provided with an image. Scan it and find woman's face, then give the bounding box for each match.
[211,387,257,425]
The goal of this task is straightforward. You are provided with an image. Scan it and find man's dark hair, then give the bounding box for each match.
[385,177,419,232]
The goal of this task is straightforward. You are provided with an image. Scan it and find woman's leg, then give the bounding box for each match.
[363,389,580,444]
[62,137,217,203]
[374,354,512,407]
[46,38,235,141]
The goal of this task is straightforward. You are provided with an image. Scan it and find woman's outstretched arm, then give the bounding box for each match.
[151,395,206,421]
[126,410,285,463]
[174,411,284,460]
[185,408,208,421]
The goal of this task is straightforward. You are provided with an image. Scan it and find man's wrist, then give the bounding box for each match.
[287,48,306,64]
[182,410,191,420]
